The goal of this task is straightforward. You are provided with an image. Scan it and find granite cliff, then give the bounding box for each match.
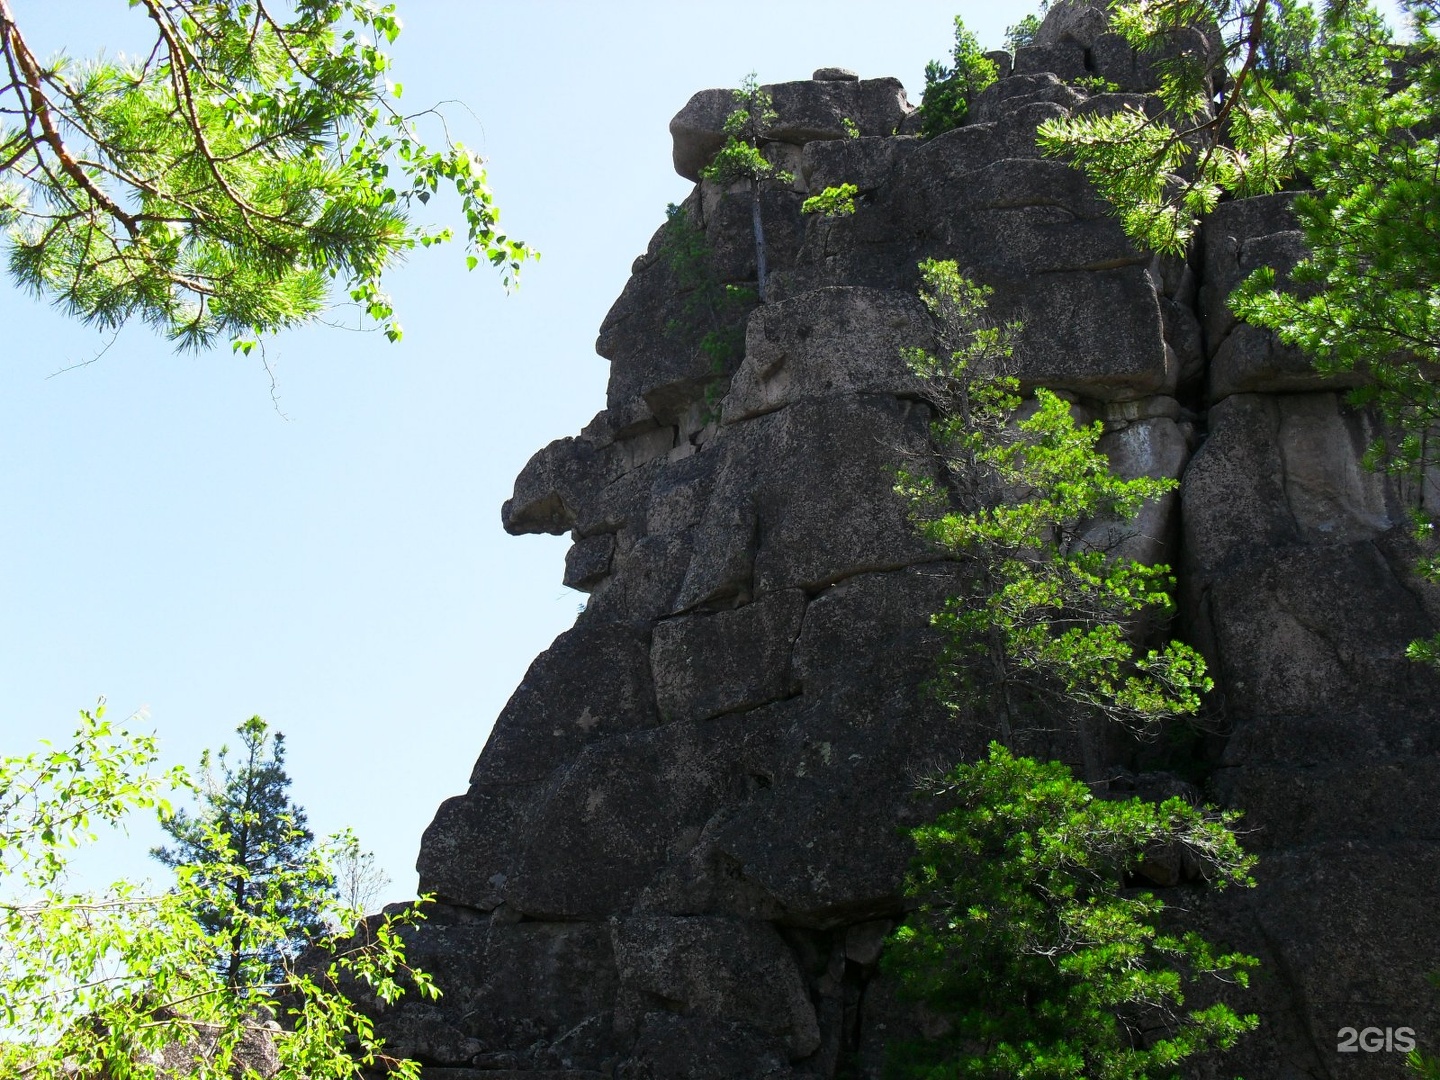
[373,6,1440,1077]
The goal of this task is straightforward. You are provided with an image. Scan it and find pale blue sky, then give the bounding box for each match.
[0,0,1040,896]
[0,1,1402,897]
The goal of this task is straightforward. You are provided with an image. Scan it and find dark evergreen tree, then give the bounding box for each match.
[152,716,328,989]
[917,16,998,139]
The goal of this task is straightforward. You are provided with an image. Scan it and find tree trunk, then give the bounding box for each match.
[750,177,768,302]
[1078,714,1104,788]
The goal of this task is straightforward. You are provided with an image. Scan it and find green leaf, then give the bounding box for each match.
[0,711,433,1078]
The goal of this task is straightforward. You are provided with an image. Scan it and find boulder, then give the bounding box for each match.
[418,784,543,910]
[612,915,821,1059]
[724,287,931,422]
[502,436,609,536]
[670,78,912,182]
[769,79,911,147]
[651,588,808,724]
[470,619,660,787]
[1035,0,1112,48]
[1079,415,1190,567]
[984,50,1014,80]
[677,395,939,608]
[379,916,618,1072]
[504,712,777,918]
[1195,191,1366,402]
[1012,42,1088,81]
[669,88,738,185]
[998,267,1173,397]
[801,135,913,196]
[967,72,1083,125]
[563,533,614,592]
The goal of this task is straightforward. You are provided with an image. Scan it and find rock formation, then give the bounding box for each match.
[377,7,1440,1077]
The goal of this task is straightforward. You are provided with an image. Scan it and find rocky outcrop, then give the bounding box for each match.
[670,77,913,183]
[383,6,1440,1077]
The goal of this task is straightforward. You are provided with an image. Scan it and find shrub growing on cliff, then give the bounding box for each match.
[897,259,1212,775]
[884,745,1258,1080]
[885,260,1255,1077]
[658,202,756,415]
[800,183,860,218]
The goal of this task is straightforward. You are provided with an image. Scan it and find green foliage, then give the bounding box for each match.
[0,1,534,349]
[703,140,780,188]
[1034,0,1374,254]
[1043,0,1440,665]
[659,202,755,415]
[801,183,859,217]
[918,16,999,139]
[1074,74,1122,94]
[841,115,862,139]
[1252,0,1320,91]
[1406,974,1440,1076]
[699,73,793,189]
[699,73,794,303]
[1005,11,1044,54]
[151,716,326,988]
[1035,0,1312,253]
[885,744,1258,1079]
[0,704,434,1079]
[898,259,1212,754]
[883,241,1252,1080]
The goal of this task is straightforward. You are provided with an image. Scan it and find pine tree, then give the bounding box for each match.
[884,261,1254,1077]
[700,74,793,303]
[0,0,533,349]
[152,715,328,990]
[917,15,999,139]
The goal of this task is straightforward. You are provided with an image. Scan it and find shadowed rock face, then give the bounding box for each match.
[388,9,1440,1078]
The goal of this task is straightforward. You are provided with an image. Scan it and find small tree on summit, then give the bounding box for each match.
[152,715,328,989]
[917,16,998,139]
[700,74,794,303]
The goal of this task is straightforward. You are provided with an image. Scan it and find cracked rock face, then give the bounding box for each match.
[387,19,1440,1079]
